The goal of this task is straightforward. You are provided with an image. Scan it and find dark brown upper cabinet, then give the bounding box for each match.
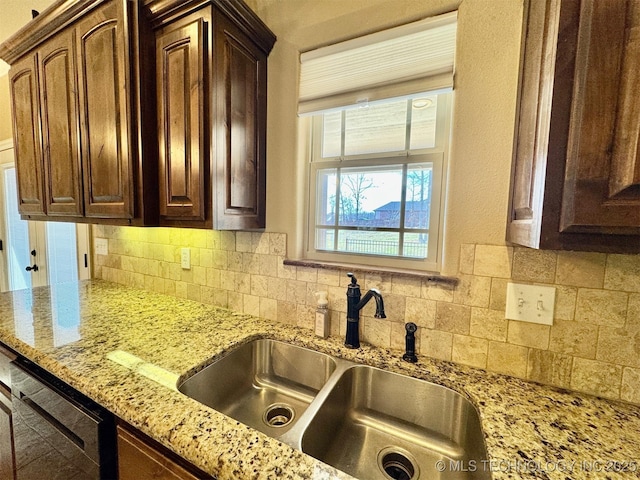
[0,0,274,230]
[1,0,157,225]
[508,0,640,252]
[149,0,274,229]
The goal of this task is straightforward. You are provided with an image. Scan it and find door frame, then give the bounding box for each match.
[0,139,13,292]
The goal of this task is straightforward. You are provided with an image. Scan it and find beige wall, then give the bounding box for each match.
[250,0,523,275]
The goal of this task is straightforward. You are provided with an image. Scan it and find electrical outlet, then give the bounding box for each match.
[505,282,556,325]
[95,238,108,256]
[180,248,191,269]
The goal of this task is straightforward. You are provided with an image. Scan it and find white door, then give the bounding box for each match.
[0,141,90,292]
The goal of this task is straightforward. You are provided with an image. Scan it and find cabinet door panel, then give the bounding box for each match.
[9,56,45,216]
[215,13,266,230]
[559,0,640,233]
[76,1,133,219]
[157,18,206,221]
[38,31,83,216]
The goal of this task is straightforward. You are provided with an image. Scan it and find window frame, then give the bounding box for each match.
[304,92,452,272]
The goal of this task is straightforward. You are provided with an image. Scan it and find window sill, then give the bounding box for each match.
[283,258,459,287]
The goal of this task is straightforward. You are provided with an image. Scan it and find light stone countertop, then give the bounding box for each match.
[0,280,639,480]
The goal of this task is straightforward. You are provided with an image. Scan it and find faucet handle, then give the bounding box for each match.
[347,272,358,285]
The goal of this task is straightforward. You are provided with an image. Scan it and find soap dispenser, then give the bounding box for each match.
[314,291,330,338]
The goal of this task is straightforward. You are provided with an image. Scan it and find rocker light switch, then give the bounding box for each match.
[505,282,555,325]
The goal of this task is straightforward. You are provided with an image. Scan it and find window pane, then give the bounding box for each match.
[404,164,432,229]
[322,112,342,158]
[403,232,428,259]
[46,222,78,284]
[315,228,335,251]
[410,96,438,149]
[338,230,400,256]
[344,100,407,155]
[338,166,402,228]
[316,169,338,225]
[4,168,32,291]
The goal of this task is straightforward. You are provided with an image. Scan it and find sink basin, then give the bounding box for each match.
[178,339,337,437]
[301,365,489,480]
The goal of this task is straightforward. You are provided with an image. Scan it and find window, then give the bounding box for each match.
[300,12,457,272]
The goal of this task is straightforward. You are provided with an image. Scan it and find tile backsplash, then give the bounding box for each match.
[93,226,640,405]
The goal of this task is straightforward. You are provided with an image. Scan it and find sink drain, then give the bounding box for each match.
[378,447,419,480]
[263,404,295,427]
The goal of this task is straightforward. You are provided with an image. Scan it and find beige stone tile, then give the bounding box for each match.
[242,253,260,274]
[605,254,640,293]
[570,357,622,401]
[243,294,260,316]
[452,274,491,307]
[555,252,606,288]
[212,250,228,269]
[277,301,297,325]
[421,329,453,361]
[297,266,318,283]
[267,277,288,302]
[251,275,269,297]
[296,304,315,330]
[163,279,176,296]
[554,285,577,321]
[207,230,220,250]
[473,245,513,278]
[507,321,550,349]
[175,281,187,299]
[470,308,508,341]
[199,248,213,269]
[596,325,640,368]
[286,279,308,305]
[277,258,297,279]
[512,248,556,283]
[327,285,347,312]
[211,289,228,308]
[363,317,391,348]
[269,233,287,256]
[434,302,471,335]
[489,278,508,311]
[452,335,488,369]
[252,232,271,254]
[364,273,392,293]
[220,231,236,251]
[220,271,235,291]
[192,265,206,285]
[487,342,528,377]
[235,272,252,294]
[391,277,422,298]
[227,252,243,272]
[260,297,278,321]
[317,269,340,287]
[575,288,628,326]
[548,320,598,358]
[422,282,454,302]
[628,294,640,327]
[330,310,342,337]
[459,244,475,274]
[621,367,640,404]
[258,254,277,278]
[404,297,436,328]
[526,349,572,389]
[200,285,214,304]
[187,284,201,302]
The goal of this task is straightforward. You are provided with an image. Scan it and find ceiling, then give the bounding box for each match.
[0,0,57,75]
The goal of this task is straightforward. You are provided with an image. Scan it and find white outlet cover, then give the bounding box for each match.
[95,238,108,256]
[505,282,556,325]
[181,248,191,270]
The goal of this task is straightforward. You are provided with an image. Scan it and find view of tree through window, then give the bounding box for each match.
[312,94,446,260]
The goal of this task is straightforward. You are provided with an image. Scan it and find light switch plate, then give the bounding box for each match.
[505,282,556,325]
[95,238,108,256]
[180,248,191,269]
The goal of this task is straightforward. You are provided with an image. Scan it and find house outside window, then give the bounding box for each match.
[299,12,457,272]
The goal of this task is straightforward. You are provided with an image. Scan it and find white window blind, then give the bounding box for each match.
[299,11,457,115]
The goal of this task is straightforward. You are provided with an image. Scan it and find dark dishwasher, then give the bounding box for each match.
[10,358,116,480]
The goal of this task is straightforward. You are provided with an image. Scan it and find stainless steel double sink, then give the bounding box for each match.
[178,339,489,480]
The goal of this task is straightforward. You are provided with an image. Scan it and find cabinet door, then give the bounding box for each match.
[38,30,83,217]
[8,55,46,216]
[75,0,133,219]
[214,12,267,230]
[558,0,640,234]
[156,16,207,222]
[117,425,202,480]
